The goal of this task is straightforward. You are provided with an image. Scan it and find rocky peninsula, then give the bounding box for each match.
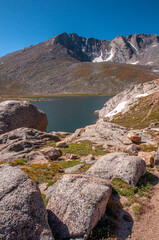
[0,79,159,240]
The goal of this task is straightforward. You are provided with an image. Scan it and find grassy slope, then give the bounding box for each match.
[112,91,159,129]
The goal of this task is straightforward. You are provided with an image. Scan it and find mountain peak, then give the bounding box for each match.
[0,31,158,96]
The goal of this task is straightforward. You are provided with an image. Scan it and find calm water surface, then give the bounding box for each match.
[31,96,111,133]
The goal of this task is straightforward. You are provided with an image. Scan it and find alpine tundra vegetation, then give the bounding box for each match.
[0,78,159,239]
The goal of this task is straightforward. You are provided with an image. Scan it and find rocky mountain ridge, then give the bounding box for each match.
[2,32,159,65]
[0,32,158,95]
[53,32,159,66]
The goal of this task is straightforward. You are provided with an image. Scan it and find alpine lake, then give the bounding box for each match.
[30,96,111,133]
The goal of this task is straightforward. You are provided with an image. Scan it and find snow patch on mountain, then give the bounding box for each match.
[93,52,104,62]
[81,43,85,52]
[131,61,139,65]
[105,101,127,118]
[146,62,153,65]
[105,49,114,61]
[93,49,114,63]
[128,42,138,52]
[135,93,149,98]
[151,44,158,47]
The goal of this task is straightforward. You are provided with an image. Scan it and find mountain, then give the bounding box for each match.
[52,32,159,66]
[0,33,158,95]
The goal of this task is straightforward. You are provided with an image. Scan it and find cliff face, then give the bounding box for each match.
[0,33,158,95]
[45,32,159,65]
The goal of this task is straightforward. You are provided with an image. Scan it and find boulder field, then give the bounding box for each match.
[0,82,159,240]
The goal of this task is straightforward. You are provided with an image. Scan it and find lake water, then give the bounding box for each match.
[31,96,111,133]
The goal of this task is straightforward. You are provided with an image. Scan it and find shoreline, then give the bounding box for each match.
[0,93,114,102]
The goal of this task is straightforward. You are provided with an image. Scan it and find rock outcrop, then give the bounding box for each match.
[138,151,155,167]
[40,147,62,160]
[86,152,146,186]
[46,174,111,240]
[0,164,54,240]
[0,127,60,162]
[56,141,68,148]
[64,164,85,173]
[69,119,154,148]
[124,144,140,156]
[0,100,48,134]
[99,79,159,120]
[127,132,141,143]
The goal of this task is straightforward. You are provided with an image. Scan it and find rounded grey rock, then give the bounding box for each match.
[0,100,48,134]
[0,164,54,240]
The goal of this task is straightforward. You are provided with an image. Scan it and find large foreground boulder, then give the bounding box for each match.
[46,174,111,240]
[0,100,48,134]
[0,164,54,240]
[0,127,60,162]
[86,152,146,186]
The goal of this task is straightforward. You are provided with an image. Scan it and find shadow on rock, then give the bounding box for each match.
[47,210,70,240]
[109,192,134,240]
[137,171,159,187]
[117,206,134,240]
[87,192,134,240]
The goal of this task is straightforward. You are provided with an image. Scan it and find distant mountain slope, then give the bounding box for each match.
[0,33,158,95]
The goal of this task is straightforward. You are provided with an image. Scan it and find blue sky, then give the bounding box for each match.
[0,0,159,57]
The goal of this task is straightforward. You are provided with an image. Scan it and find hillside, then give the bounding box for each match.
[0,33,159,95]
[97,78,159,129]
[112,91,159,129]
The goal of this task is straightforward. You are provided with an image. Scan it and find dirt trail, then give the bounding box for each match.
[140,104,154,123]
[131,169,159,240]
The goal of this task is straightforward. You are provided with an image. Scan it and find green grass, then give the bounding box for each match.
[20,159,89,185]
[14,158,28,165]
[7,158,28,166]
[136,172,156,197]
[58,160,84,168]
[47,140,109,156]
[138,144,157,152]
[46,180,57,188]
[41,193,48,206]
[88,218,117,240]
[61,141,109,156]
[21,162,63,184]
[132,204,142,216]
[112,171,156,207]
[112,92,159,129]
[112,178,138,197]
